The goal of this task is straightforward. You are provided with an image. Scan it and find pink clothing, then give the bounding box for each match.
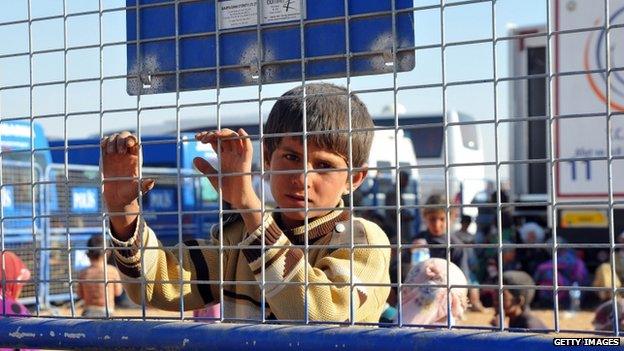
[0,297,29,317]
[400,258,468,325]
[0,297,37,351]
[193,303,221,322]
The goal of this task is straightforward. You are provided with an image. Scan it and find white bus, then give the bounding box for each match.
[373,111,487,219]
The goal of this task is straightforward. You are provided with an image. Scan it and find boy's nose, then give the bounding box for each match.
[291,169,311,187]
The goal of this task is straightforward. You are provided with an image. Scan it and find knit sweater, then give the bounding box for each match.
[110,205,391,323]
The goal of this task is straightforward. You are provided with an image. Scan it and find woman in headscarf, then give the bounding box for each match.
[0,251,31,317]
[516,222,550,274]
[398,258,468,325]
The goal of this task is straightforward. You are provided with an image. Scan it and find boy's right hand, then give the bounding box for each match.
[101,132,155,237]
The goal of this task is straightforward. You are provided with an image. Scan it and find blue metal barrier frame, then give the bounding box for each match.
[0,317,611,351]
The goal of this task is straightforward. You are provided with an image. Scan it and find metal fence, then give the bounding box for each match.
[1,0,624,349]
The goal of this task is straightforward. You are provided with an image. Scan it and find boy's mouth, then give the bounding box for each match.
[285,194,312,204]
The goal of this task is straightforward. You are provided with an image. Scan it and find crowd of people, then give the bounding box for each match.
[366,183,624,331]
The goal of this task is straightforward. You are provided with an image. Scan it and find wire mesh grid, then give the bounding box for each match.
[0,0,622,340]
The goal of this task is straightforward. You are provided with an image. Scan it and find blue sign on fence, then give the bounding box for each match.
[126,0,415,94]
[71,188,99,212]
[146,188,177,211]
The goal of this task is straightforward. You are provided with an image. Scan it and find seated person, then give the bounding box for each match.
[592,231,624,301]
[398,258,468,325]
[492,270,547,330]
[533,244,588,308]
[77,235,123,317]
[516,222,549,274]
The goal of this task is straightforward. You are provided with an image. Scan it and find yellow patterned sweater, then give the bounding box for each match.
[110,205,391,323]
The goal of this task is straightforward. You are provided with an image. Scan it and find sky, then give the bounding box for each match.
[0,0,554,182]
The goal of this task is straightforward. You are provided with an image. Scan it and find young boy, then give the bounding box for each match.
[491,270,547,330]
[77,235,123,317]
[101,83,390,322]
[415,194,468,273]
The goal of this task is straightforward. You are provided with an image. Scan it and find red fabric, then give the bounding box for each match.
[0,251,30,300]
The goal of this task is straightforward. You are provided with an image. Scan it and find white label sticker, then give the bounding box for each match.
[263,0,301,23]
[219,0,258,29]
[218,0,303,30]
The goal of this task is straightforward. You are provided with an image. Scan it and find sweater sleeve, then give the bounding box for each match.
[109,216,223,311]
[239,215,391,322]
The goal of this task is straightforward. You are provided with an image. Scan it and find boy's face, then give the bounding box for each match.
[424,211,447,236]
[493,289,521,317]
[502,249,516,263]
[266,137,366,226]
[502,290,521,316]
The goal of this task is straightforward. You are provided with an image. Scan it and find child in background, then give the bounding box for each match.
[492,270,547,330]
[415,195,464,262]
[415,194,471,291]
[77,235,123,317]
[102,83,390,322]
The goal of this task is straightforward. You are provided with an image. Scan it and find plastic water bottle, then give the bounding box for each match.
[411,247,430,265]
[569,282,581,315]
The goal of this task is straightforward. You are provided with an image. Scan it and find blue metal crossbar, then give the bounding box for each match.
[0,317,603,351]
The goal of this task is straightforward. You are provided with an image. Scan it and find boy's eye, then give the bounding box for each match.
[284,153,299,162]
[316,161,334,170]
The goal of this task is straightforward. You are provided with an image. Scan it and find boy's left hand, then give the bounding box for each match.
[193,128,258,209]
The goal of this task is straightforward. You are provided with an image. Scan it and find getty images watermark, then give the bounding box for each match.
[553,338,621,347]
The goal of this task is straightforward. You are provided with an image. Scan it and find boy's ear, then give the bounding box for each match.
[345,163,368,193]
[263,144,272,169]
[516,294,526,308]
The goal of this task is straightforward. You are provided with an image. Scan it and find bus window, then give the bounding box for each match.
[405,126,443,159]
[458,114,479,150]
[377,160,392,175]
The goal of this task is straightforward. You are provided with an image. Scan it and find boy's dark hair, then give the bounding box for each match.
[503,270,536,309]
[264,83,374,167]
[86,235,105,260]
[422,194,447,216]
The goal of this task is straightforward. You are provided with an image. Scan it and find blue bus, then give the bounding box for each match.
[49,135,220,246]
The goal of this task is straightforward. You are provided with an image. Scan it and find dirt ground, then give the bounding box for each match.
[40,304,599,335]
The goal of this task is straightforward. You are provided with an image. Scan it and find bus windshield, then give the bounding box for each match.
[404,126,443,159]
